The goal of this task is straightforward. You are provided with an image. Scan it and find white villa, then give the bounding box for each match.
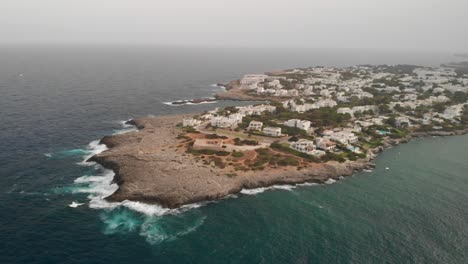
[284,119,311,131]
[329,131,359,144]
[291,139,316,153]
[316,138,337,151]
[247,121,263,131]
[263,127,282,137]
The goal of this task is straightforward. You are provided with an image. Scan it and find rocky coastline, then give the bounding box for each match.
[88,114,467,209]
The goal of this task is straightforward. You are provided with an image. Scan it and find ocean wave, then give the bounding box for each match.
[139,213,206,245]
[118,119,133,128]
[73,165,207,216]
[100,208,143,235]
[211,83,226,90]
[97,200,206,244]
[76,140,108,166]
[112,120,138,135]
[112,127,138,135]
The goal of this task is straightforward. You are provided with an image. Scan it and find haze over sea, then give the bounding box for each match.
[1,46,467,263]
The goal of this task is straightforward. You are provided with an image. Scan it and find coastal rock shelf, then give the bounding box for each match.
[89,115,373,209]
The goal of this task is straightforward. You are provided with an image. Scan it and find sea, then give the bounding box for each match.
[1,46,467,263]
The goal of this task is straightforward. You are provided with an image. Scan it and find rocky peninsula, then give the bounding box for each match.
[89,64,468,209]
[89,115,375,209]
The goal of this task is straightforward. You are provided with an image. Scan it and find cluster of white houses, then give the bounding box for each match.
[182,104,277,129]
[283,99,338,113]
[237,66,467,125]
[180,65,468,163]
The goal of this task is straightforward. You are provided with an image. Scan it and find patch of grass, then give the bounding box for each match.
[226,173,237,178]
[232,151,244,158]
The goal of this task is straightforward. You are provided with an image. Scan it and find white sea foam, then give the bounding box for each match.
[118,119,133,128]
[69,201,84,208]
[325,178,336,184]
[74,166,206,216]
[240,182,317,195]
[76,140,108,166]
[240,187,268,195]
[211,83,226,90]
[112,127,138,135]
[139,215,207,245]
[297,182,319,187]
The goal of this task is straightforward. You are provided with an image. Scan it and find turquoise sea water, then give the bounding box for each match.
[1,46,467,263]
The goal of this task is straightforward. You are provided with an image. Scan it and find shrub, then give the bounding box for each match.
[205,134,228,139]
[278,156,299,166]
[232,151,244,158]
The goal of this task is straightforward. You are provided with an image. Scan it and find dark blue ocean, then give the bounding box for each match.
[1,46,467,263]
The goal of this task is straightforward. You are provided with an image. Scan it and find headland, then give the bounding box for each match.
[90,63,468,208]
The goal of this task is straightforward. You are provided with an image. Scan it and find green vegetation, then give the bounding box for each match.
[232,151,244,158]
[253,148,300,167]
[183,126,199,133]
[205,134,228,139]
[187,148,230,157]
[234,138,258,146]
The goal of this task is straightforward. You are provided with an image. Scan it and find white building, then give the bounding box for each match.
[315,99,337,108]
[240,74,268,90]
[237,104,276,116]
[395,116,411,127]
[297,120,312,131]
[284,119,311,131]
[229,113,244,123]
[247,121,263,131]
[182,118,201,127]
[291,139,316,153]
[316,138,337,151]
[263,127,282,137]
[330,132,358,144]
[210,116,238,128]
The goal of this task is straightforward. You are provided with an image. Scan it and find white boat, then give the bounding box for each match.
[385,167,390,170]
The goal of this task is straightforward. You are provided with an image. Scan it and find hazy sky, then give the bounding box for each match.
[1,0,467,51]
